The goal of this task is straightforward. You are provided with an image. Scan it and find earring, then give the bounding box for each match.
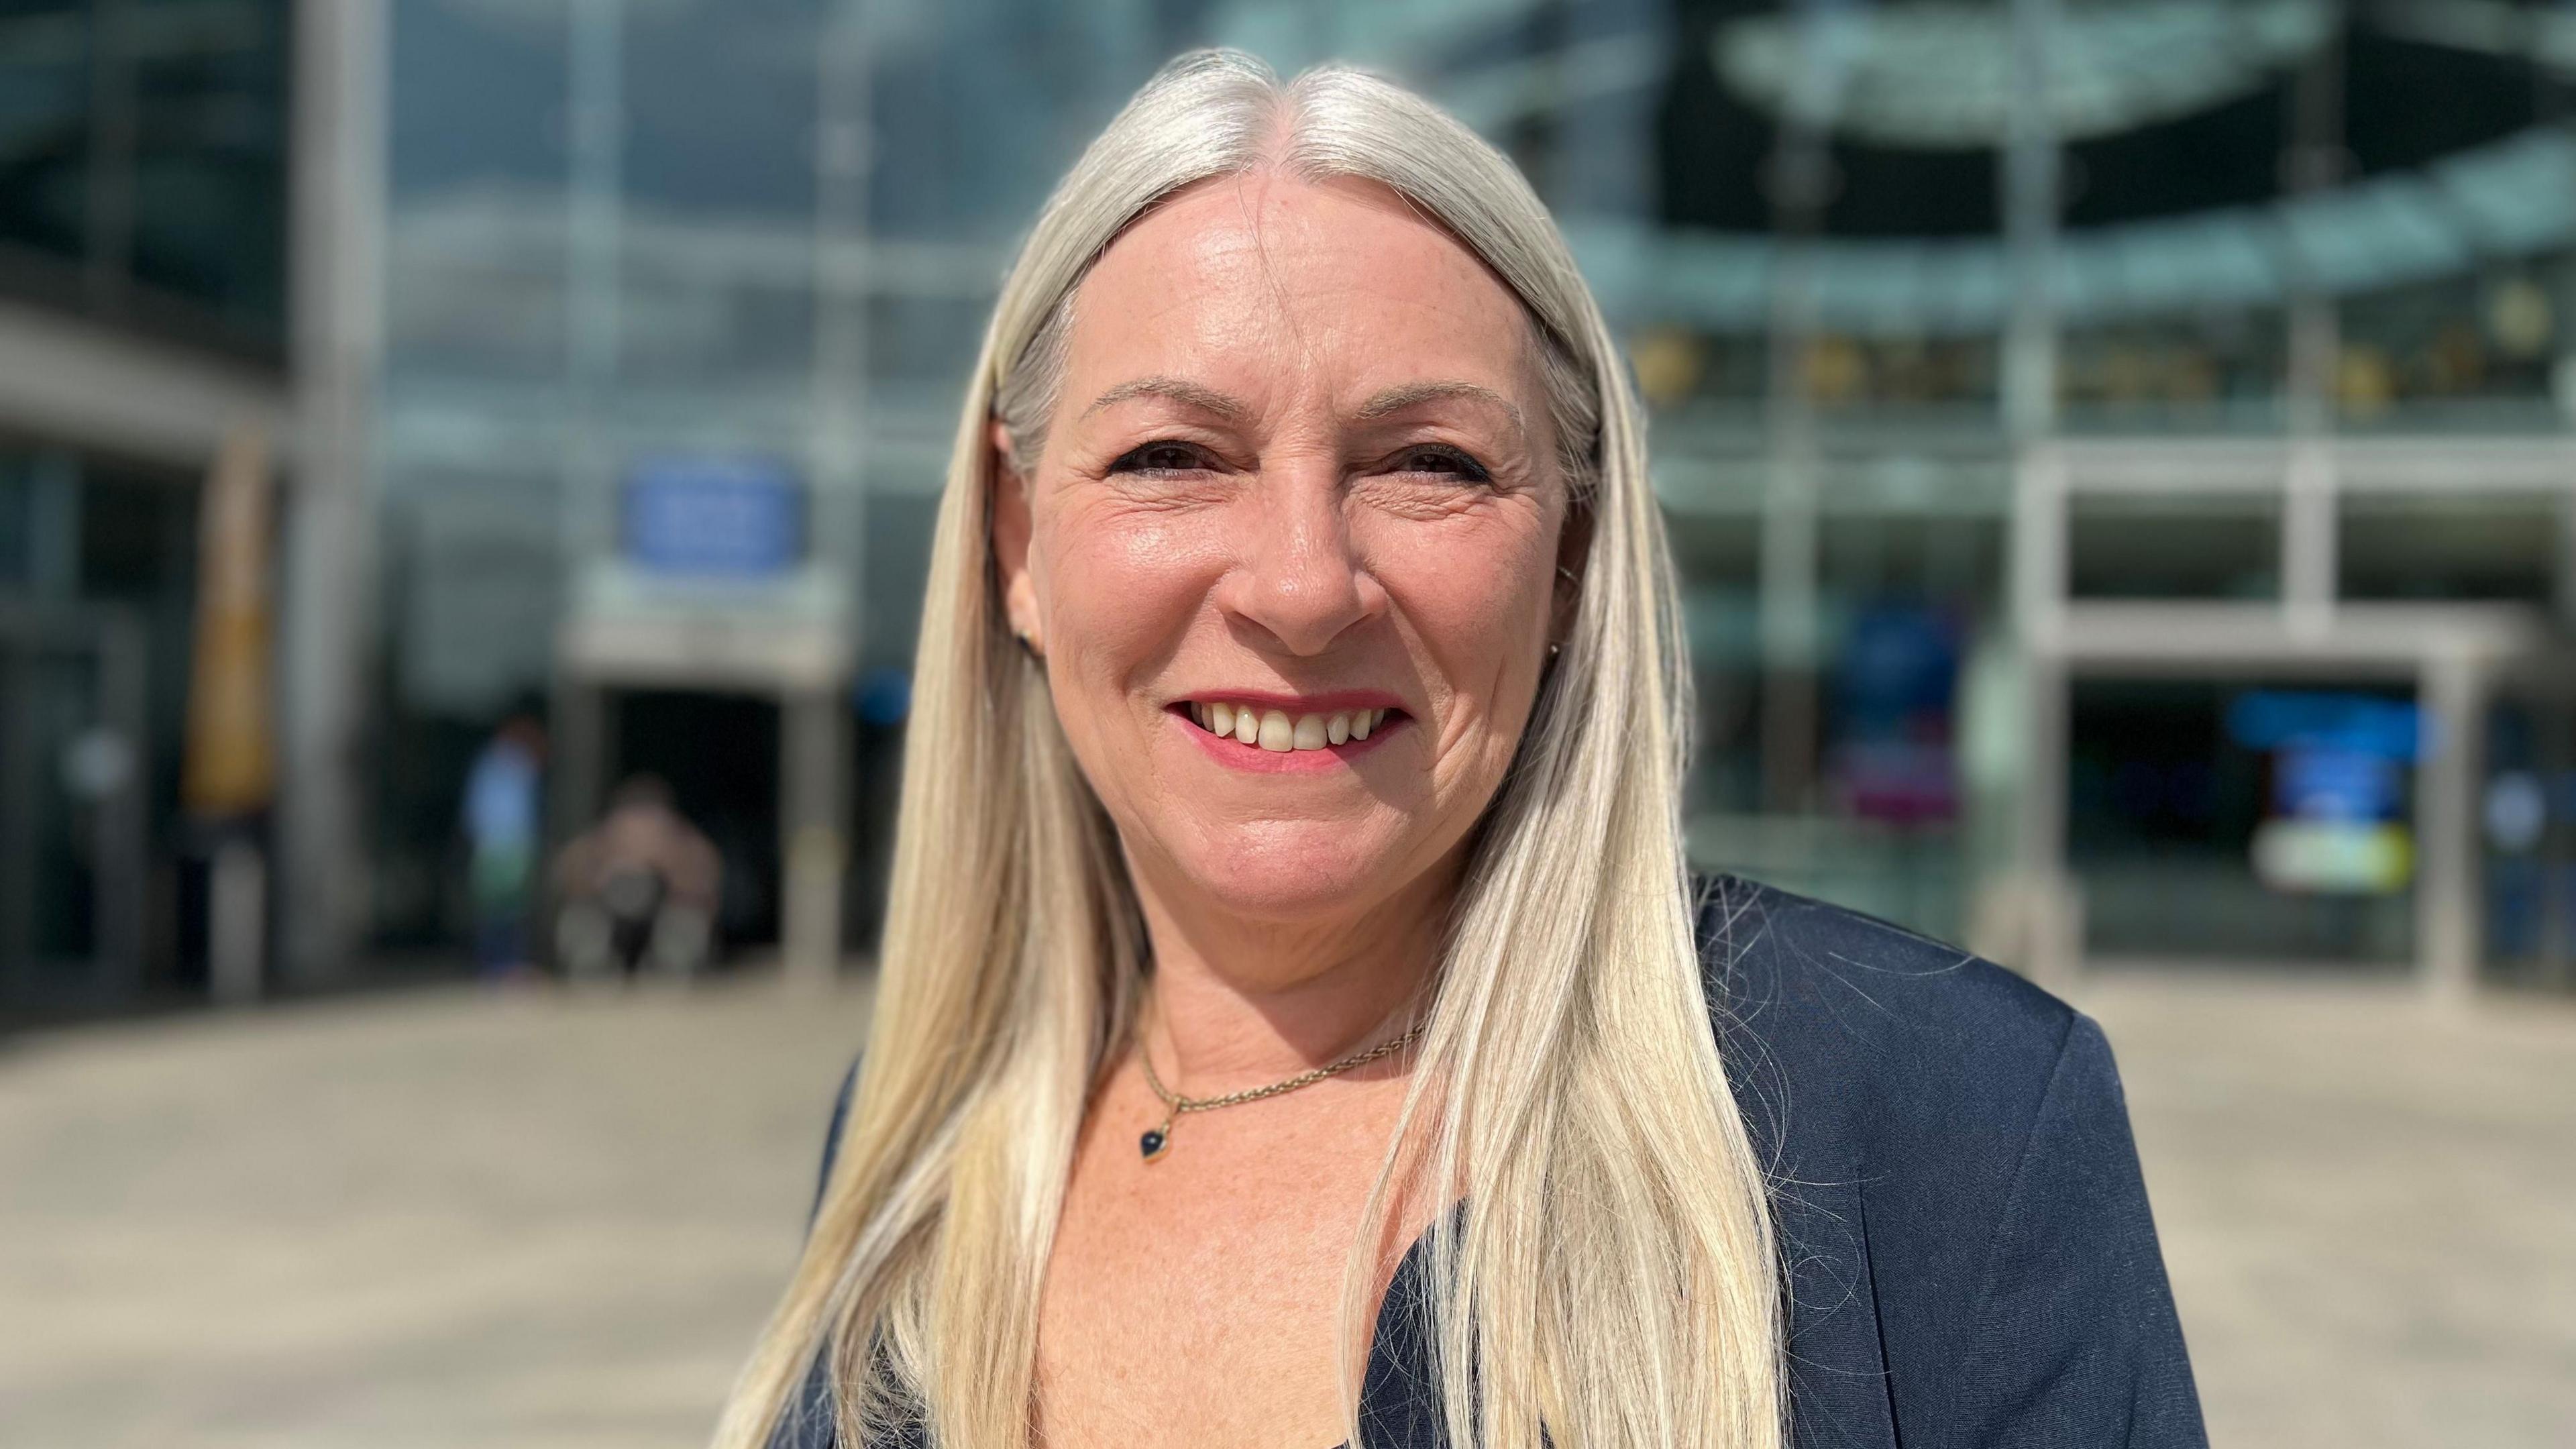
[1547,641,1561,658]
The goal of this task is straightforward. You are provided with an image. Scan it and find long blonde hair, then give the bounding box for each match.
[713,50,1781,1449]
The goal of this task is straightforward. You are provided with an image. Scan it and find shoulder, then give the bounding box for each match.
[1694,870,2080,1071]
[1688,871,2105,1208]
[1690,876,2206,1444]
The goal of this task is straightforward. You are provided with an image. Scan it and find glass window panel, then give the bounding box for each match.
[2337,252,2575,432]
[2339,496,2555,604]
[1668,512,1762,596]
[386,217,569,382]
[0,1,94,269]
[0,451,33,590]
[21,644,102,963]
[616,264,814,388]
[865,292,985,397]
[122,0,289,337]
[388,0,569,199]
[386,471,562,716]
[1819,513,2003,612]
[2070,494,2280,600]
[2060,309,2290,434]
[620,0,816,221]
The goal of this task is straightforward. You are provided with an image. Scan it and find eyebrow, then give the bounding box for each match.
[1356,380,1525,443]
[1080,376,1250,422]
[1079,375,1528,442]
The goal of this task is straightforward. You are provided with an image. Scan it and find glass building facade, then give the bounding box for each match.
[11,0,2576,1008]
[0,0,292,1008]
[0,0,290,354]
[365,0,2576,991]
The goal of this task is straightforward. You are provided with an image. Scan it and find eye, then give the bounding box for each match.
[1108,440,1212,474]
[1387,444,1493,484]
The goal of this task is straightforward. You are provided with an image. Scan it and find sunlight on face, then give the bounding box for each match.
[996,172,1570,925]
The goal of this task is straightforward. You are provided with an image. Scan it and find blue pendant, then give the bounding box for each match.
[1139,1128,1169,1161]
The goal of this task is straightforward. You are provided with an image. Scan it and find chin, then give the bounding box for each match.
[1163,816,1414,923]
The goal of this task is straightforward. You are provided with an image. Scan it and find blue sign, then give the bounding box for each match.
[2273,745,2402,823]
[2225,690,2423,761]
[623,455,804,578]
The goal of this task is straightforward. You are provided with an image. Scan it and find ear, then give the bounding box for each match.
[989,419,1045,657]
[1550,492,1593,647]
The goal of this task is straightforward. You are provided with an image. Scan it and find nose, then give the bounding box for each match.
[1216,460,1371,657]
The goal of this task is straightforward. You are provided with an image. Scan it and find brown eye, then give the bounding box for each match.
[1392,445,1493,483]
[1110,441,1209,474]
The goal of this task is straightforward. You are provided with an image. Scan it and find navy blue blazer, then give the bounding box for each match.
[774,876,2207,1448]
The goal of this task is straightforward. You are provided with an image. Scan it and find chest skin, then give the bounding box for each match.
[1032,1058,1422,1449]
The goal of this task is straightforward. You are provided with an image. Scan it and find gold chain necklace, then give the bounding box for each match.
[1136,1016,1425,1161]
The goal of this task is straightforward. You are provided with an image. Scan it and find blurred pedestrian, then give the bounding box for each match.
[551,774,722,981]
[460,710,545,979]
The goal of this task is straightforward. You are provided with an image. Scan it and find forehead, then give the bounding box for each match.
[1064,171,1540,402]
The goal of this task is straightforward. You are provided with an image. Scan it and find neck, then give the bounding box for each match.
[1124,851,1460,1092]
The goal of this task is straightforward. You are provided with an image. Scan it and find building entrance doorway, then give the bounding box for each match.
[0,605,147,1007]
[606,688,782,951]
[2068,678,2420,969]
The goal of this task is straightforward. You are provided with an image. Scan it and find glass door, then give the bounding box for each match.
[0,606,148,1006]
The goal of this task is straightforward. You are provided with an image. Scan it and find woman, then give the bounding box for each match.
[718,51,2203,1449]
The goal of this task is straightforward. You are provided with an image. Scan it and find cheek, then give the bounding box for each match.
[1034,507,1224,698]
[1361,512,1556,721]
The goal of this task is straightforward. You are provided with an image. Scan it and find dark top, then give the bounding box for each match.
[771,876,2207,1448]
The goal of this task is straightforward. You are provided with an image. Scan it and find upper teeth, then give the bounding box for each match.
[1192,702,1391,751]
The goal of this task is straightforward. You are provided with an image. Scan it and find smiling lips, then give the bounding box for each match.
[1183,700,1401,753]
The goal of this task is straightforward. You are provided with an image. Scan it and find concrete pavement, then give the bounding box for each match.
[2082,973,2576,1449]
[1,969,2570,1448]
[0,979,871,1449]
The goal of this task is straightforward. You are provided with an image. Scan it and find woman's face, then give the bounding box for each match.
[992,172,1572,930]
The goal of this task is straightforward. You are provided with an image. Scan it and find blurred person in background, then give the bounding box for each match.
[551,773,722,980]
[460,708,545,980]
[718,52,2202,1449]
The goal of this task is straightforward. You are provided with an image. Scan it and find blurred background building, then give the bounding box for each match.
[5,0,2576,1014]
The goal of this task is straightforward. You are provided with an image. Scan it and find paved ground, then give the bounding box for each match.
[1,969,2569,1448]
[0,979,874,1449]
[2081,973,2576,1449]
